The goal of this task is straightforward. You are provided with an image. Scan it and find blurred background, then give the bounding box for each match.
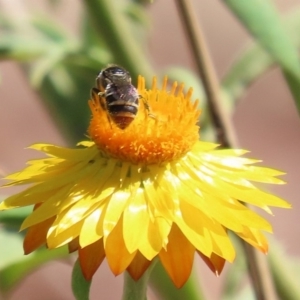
[0,0,300,299]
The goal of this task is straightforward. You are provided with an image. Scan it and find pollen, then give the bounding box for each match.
[88,76,201,165]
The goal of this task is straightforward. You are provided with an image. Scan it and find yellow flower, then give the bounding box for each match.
[0,76,290,288]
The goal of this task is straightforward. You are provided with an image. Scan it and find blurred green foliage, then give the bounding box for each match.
[0,0,153,143]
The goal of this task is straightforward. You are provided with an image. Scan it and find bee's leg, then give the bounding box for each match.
[91,88,104,106]
[107,116,113,129]
[139,95,156,119]
[91,88,112,128]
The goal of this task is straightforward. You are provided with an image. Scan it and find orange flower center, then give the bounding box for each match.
[88,76,200,165]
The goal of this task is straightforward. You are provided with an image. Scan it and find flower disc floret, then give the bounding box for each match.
[88,76,200,165]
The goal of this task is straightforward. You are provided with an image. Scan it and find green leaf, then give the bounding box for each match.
[221,43,273,111]
[222,7,300,112]
[224,0,300,113]
[31,16,71,43]
[222,235,247,300]
[124,3,151,28]
[223,286,255,300]
[29,48,67,87]
[0,207,31,228]
[72,259,91,300]
[0,227,68,294]
[38,64,95,143]
[269,239,300,300]
[0,228,24,270]
[0,35,49,61]
[84,0,154,83]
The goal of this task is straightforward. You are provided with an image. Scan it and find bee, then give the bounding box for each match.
[91,65,141,129]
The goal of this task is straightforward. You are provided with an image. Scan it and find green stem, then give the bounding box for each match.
[241,242,277,300]
[175,0,238,147]
[72,259,91,300]
[84,0,154,83]
[122,265,155,300]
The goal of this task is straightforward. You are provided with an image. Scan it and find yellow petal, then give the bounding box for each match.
[159,224,195,288]
[68,237,80,253]
[180,200,235,262]
[20,185,75,230]
[237,227,269,253]
[47,221,83,248]
[126,251,152,281]
[23,216,54,254]
[105,217,136,275]
[103,189,132,243]
[139,217,171,260]
[123,188,149,253]
[79,238,105,280]
[79,206,105,247]
[198,251,226,276]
